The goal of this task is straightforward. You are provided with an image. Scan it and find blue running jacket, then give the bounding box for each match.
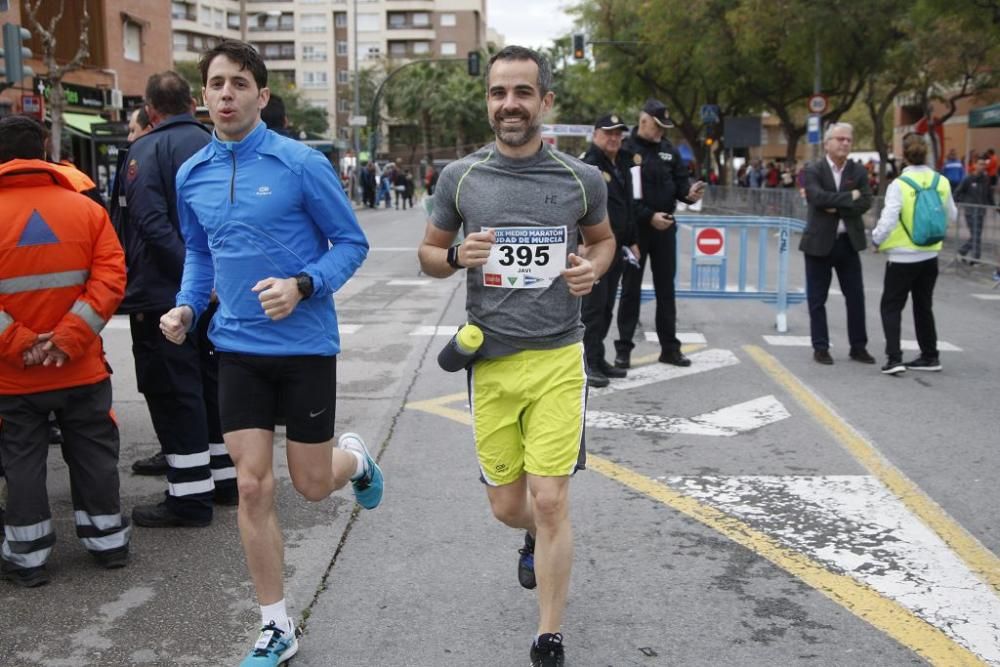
[175,122,368,356]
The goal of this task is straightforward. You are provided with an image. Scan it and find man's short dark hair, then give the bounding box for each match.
[261,94,286,129]
[136,106,151,128]
[199,40,268,90]
[0,115,47,162]
[145,71,192,116]
[486,45,552,95]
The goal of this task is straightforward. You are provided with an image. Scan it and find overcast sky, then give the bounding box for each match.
[487,0,577,50]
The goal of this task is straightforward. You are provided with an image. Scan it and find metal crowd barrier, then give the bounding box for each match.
[703,185,1000,276]
[672,215,807,332]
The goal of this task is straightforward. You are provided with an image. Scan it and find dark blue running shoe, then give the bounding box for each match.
[518,531,536,590]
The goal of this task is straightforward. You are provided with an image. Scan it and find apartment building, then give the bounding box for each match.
[171,0,487,144]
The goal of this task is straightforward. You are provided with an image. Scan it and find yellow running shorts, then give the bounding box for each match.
[470,342,587,486]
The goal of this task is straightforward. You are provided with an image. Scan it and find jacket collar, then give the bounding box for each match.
[0,158,77,190]
[211,120,268,158]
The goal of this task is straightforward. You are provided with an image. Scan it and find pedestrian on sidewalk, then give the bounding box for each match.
[800,122,876,366]
[954,154,995,263]
[872,133,957,375]
[0,116,131,587]
[418,45,615,667]
[160,40,382,666]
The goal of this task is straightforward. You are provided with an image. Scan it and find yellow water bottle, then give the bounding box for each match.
[438,323,484,372]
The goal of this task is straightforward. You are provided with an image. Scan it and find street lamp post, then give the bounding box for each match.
[352,0,361,201]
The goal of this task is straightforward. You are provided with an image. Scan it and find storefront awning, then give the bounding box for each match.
[969,102,1000,129]
[60,112,106,135]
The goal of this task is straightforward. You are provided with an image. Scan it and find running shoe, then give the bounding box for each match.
[530,632,565,667]
[338,433,383,510]
[904,356,942,372]
[239,621,298,666]
[518,531,536,590]
[881,358,906,375]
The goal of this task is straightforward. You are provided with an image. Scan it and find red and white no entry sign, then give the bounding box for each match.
[695,227,725,256]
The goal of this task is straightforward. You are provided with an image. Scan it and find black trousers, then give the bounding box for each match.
[196,303,236,496]
[0,379,130,570]
[130,308,213,521]
[617,225,681,356]
[880,257,938,360]
[804,235,867,352]
[582,253,625,366]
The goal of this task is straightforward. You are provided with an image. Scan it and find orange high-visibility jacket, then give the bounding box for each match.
[0,159,126,394]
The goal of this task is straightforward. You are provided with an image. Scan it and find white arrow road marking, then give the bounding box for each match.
[387,279,431,286]
[339,324,362,334]
[972,294,1000,301]
[592,348,740,396]
[763,335,962,352]
[409,325,460,336]
[671,475,1000,664]
[644,331,706,344]
[588,395,789,436]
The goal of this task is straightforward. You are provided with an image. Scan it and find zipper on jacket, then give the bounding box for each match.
[229,150,236,204]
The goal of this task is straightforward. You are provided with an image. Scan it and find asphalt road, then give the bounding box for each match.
[2,202,998,666]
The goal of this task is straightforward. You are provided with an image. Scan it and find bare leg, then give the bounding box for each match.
[486,475,535,532]
[527,474,572,636]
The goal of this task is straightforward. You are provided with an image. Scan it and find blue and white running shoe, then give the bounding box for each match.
[239,621,298,666]
[338,432,384,510]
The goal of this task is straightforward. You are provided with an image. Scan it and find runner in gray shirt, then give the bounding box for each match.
[418,46,615,667]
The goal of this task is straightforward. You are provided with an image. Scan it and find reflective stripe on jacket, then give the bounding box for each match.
[0,159,126,394]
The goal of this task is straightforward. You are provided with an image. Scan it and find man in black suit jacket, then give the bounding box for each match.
[800,122,875,365]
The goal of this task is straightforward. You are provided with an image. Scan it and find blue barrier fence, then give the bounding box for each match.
[636,215,807,333]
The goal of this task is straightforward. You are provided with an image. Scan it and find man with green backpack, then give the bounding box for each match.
[872,133,958,375]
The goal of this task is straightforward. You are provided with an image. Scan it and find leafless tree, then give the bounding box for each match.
[23,0,90,161]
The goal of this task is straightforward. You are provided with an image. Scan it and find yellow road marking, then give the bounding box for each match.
[587,455,986,666]
[744,344,1000,595]
[404,344,995,664]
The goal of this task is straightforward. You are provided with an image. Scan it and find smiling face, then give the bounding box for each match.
[593,127,624,160]
[203,54,270,142]
[486,58,554,157]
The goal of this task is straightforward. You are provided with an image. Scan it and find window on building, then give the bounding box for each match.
[357,13,379,31]
[387,12,406,29]
[199,3,211,26]
[123,20,142,61]
[213,8,224,29]
[303,71,329,89]
[388,41,406,57]
[412,41,430,55]
[440,41,457,56]
[412,12,430,27]
[300,13,327,33]
[358,42,380,60]
[307,99,328,111]
[334,13,348,28]
[338,99,350,112]
[279,13,294,30]
[336,40,348,56]
[302,43,328,61]
[337,70,350,84]
[171,2,192,21]
[227,12,241,29]
[440,13,456,27]
[172,32,189,50]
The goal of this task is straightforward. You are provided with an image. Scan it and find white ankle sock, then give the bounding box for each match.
[348,450,366,480]
[260,600,291,634]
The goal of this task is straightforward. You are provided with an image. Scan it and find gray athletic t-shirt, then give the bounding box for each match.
[431,142,608,351]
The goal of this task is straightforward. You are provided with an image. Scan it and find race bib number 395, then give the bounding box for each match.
[482,226,568,289]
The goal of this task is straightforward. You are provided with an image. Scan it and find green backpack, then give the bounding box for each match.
[897,173,948,246]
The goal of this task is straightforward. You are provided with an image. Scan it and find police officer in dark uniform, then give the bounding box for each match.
[120,71,236,527]
[581,113,638,387]
[616,99,705,369]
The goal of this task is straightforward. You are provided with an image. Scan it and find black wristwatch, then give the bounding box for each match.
[446,245,464,270]
[294,272,314,299]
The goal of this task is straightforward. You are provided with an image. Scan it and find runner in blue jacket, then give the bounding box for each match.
[161,40,383,667]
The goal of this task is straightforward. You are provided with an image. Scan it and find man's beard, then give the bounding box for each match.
[490,112,541,148]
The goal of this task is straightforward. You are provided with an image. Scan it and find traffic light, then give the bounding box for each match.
[2,22,33,85]
[572,33,585,60]
[467,50,481,77]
